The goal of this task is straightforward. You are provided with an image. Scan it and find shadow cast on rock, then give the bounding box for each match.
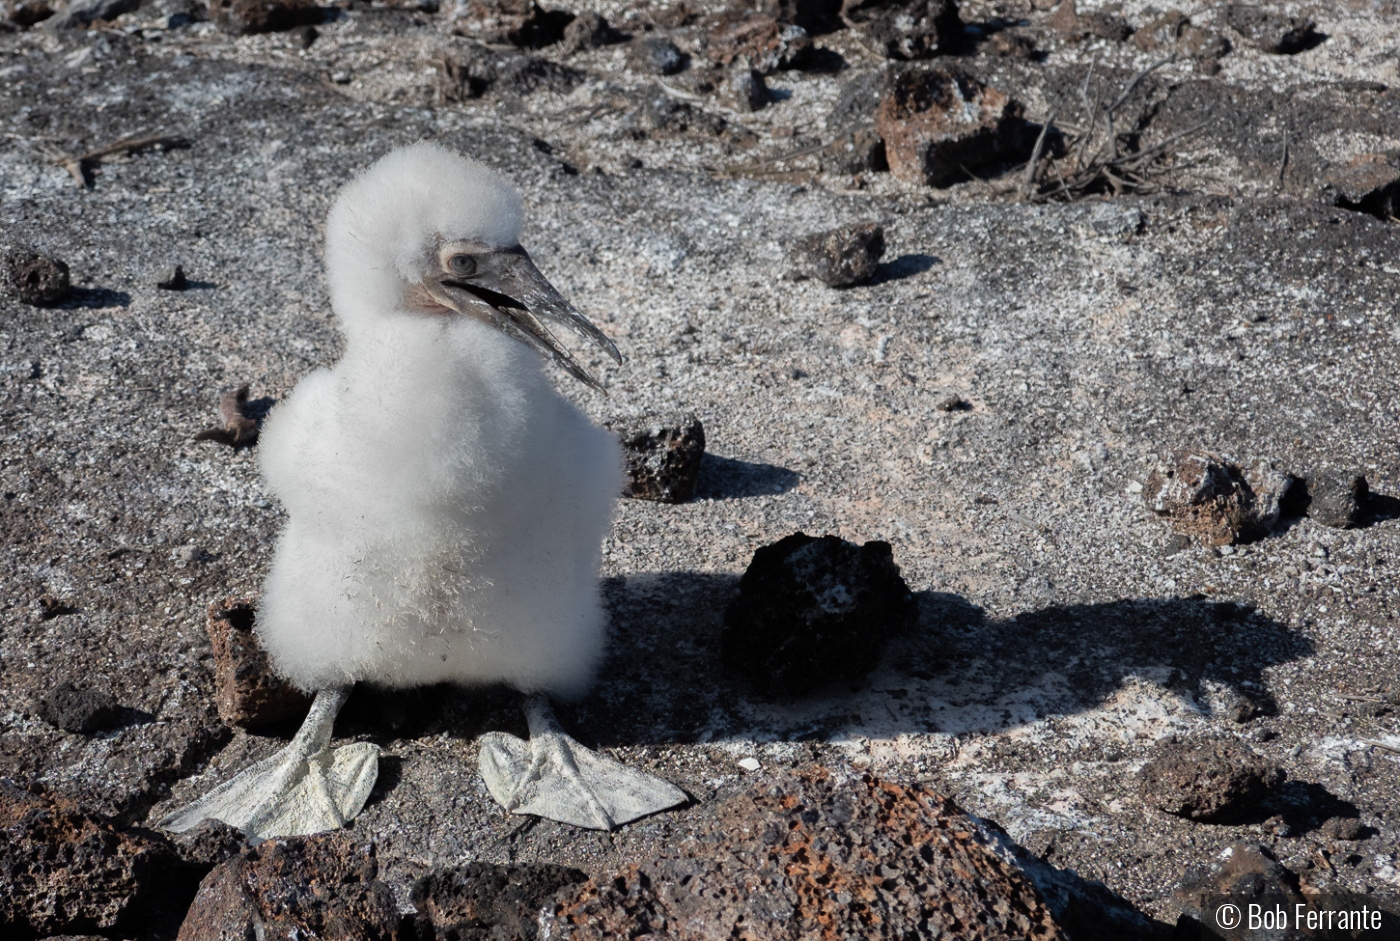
[568,573,1314,749]
[60,287,132,309]
[1266,779,1360,836]
[867,253,940,286]
[693,453,801,500]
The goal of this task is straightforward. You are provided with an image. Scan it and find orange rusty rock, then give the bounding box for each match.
[206,597,311,728]
[874,68,1023,187]
[543,767,1068,940]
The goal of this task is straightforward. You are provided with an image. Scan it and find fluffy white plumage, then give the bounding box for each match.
[255,142,622,697]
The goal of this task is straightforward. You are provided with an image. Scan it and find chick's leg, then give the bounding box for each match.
[479,693,687,831]
[158,686,379,840]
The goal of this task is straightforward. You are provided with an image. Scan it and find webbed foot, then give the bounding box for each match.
[479,694,687,831]
[158,687,378,840]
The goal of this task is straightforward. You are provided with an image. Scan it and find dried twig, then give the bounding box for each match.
[44,133,190,187]
[721,122,874,177]
[1027,58,1208,203]
[194,384,260,447]
[1022,110,1058,199]
[1360,739,1400,755]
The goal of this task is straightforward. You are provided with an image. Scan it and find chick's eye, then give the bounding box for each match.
[447,254,476,277]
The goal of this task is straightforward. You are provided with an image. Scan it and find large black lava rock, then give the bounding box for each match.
[722,533,917,698]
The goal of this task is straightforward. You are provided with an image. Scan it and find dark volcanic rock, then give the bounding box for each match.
[985,30,1035,58]
[789,221,885,287]
[874,68,1023,187]
[1222,3,1319,55]
[1321,153,1400,220]
[208,0,322,35]
[612,413,705,504]
[819,127,887,173]
[412,862,587,940]
[722,532,917,698]
[1173,842,1304,929]
[1303,467,1369,529]
[193,384,261,448]
[451,0,572,48]
[1141,451,1289,546]
[543,766,1070,940]
[156,264,187,290]
[168,818,252,869]
[627,36,686,75]
[703,12,813,74]
[1139,735,1284,823]
[6,249,70,306]
[58,0,140,25]
[206,597,312,728]
[0,781,193,938]
[177,832,403,941]
[37,682,121,734]
[720,59,770,112]
[1048,0,1131,42]
[560,11,619,54]
[841,0,962,60]
[6,0,53,26]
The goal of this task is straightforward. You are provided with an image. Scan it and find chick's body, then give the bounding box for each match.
[257,314,621,695]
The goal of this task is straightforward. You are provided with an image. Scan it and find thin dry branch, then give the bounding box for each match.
[44,133,190,187]
[1028,60,1208,203]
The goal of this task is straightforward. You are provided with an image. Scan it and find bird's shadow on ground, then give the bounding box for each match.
[560,573,1314,754]
[693,454,801,500]
[336,571,1343,832]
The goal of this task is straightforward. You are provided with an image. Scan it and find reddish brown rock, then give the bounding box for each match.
[0,782,192,938]
[208,0,321,35]
[206,597,311,728]
[178,832,403,941]
[874,67,1023,187]
[1139,735,1283,823]
[703,12,813,74]
[841,0,962,60]
[1141,451,1290,546]
[612,413,706,503]
[543,767,1069,940]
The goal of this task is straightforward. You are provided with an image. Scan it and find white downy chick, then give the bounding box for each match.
[160,143,685,839]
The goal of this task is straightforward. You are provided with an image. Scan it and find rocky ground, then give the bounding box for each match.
[2,0,1400,937]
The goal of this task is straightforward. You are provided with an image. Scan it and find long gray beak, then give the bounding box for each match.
[424,246,622,392]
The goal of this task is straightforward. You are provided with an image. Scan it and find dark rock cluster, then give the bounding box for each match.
[722,532,917,697]
[1143,450,1372,545]
[0,782,196,938]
